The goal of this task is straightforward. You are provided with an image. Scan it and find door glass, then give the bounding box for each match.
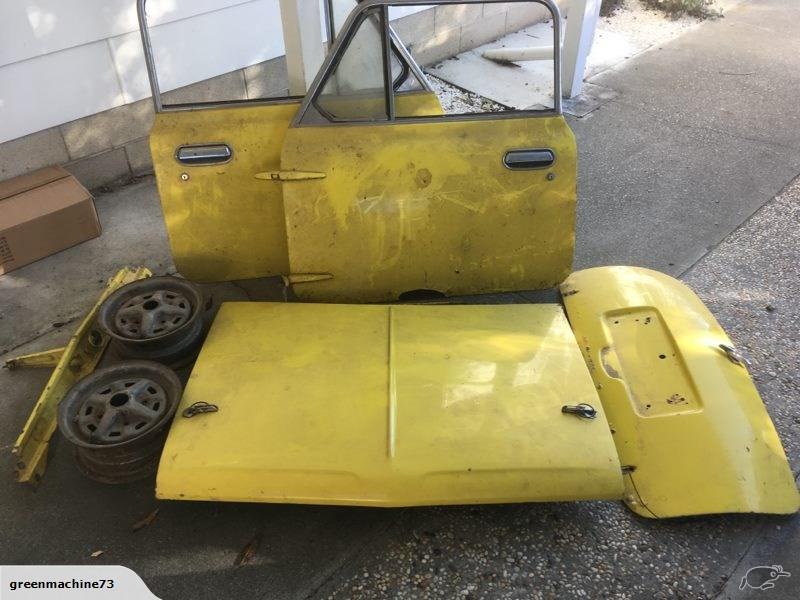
[315,8,388,121]
[390,44,425,92]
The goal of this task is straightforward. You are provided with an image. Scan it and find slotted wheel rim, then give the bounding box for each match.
[76,377,168,443]
[114,290,192,339]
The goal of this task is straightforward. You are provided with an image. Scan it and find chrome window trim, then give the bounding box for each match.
[381,5,396,120]
[136,0,163,112]
[390,25,433,93]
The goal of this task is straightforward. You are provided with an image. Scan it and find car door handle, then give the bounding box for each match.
[503,149,555,170]
[175,144,232,165]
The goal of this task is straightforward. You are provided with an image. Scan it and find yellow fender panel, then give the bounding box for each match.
[561,266,799,518]
[157,303,622,506]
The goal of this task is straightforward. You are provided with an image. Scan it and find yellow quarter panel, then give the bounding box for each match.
[280,116,576,302]
[150,102,299,281]
[561,266,799,518]
[157,302,622,506]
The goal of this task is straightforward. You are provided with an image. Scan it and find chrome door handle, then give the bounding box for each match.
[503,149,555,170]
[175,144,232,165]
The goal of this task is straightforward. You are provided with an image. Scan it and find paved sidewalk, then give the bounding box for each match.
[1,1,798,598]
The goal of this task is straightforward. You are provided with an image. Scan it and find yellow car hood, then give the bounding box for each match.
[156,302,623,506]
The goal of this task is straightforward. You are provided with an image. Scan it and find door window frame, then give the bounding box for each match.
[136,0,430,113]
[311,6,395,123]
[296,0,563,127]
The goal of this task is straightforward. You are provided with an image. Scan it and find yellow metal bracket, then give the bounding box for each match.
[254,170,326,181]
[5,347,66,370]
[11,266,152,485]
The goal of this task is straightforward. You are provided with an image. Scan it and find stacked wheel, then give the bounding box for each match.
[58,361,182,484]
[58,276,210,483]
[96,276,207,369]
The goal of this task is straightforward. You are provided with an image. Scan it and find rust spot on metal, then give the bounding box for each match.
[415,168,432,189]
[666,393,687,405]
[600,346,620,379]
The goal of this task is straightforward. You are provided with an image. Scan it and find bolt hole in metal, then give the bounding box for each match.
[110,393,129,407]
[658,354,666,359]
[88,329,104,347]
[115,290,191,340]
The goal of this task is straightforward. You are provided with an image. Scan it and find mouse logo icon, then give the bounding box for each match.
[739,565,790,591]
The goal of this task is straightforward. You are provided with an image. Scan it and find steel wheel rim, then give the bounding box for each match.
[114,289,192,339]
[75,376,168,444]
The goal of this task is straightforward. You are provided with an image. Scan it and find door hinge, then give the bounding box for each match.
[255,171,326,181]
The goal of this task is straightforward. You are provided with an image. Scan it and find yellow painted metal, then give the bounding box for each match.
[157,302,623,506]
[149,102,299,282]
[149,91,441,284]
[12,266,152,484]
[280,115,576,302]
[5,347,66,370]
[561,266,800,518]
[395,90,443,117]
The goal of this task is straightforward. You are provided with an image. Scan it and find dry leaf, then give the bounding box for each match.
[234,534,262,567]
[132,508,160,532]
[90,550,104,558]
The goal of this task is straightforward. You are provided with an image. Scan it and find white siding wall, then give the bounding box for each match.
[0,0,291,144]
[0,1,435,145]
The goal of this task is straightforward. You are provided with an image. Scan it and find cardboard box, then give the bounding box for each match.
[0,166,101,275]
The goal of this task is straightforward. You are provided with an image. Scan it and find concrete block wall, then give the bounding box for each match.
[393,2,551,67]
[0,4,554,192]
[0,55,290,191]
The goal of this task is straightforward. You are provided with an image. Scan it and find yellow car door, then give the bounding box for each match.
[150,101,299,282]
[279,0,576,302]
[145,1,442,285]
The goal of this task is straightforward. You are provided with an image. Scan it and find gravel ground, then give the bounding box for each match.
[316,182,800,600]
[598,0,699,46]
[426,74,508,114]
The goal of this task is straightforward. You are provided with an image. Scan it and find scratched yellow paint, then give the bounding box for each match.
[149,102,300,282]
[149,92,443,285]
[561,266,800,518]
[156,302,623,505]
[280,115,577,301]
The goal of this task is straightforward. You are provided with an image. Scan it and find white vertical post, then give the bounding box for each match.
[278,0,326,95]
[331,0,358,38]
[561,0,601,98]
